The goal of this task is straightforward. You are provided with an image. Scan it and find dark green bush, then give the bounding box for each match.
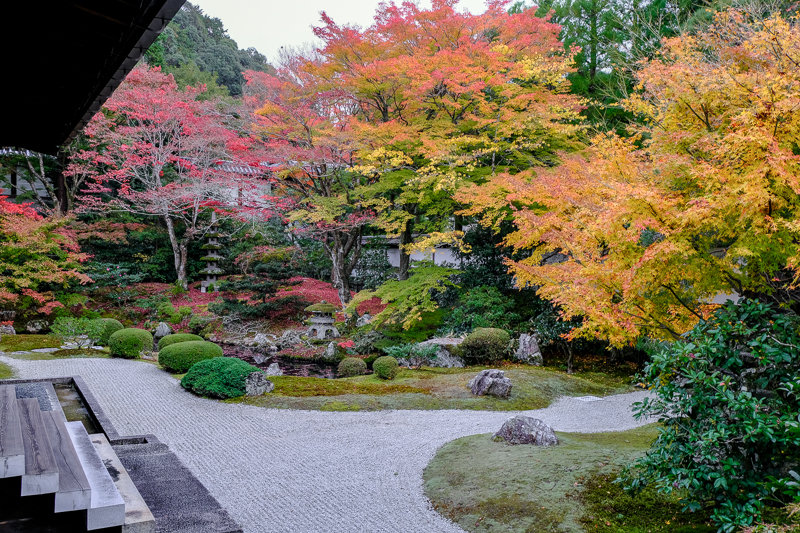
[441,286,521,335]
[337,357,367,377]
[623,300,800,532]
[109,328,153,359]
[93,318,124,346]
[157,333,204,351]
[158,340,223,373]
[181,357,261,399]
[373,356,399,380]
[459,327,511,365]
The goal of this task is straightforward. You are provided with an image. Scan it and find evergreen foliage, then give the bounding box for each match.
[158,340,224,373]
[181,357,262,399]
[109,328,153,359]
[158,333,204,351]
[144,2,273,96]
[625,300,800,531]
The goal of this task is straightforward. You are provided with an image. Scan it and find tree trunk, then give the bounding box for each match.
[164,216,189,289]
[330,247,352,306]
[589,2,598,92]
[397,219,413,281]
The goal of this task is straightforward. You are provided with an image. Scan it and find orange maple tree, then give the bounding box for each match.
[462,10,800,346]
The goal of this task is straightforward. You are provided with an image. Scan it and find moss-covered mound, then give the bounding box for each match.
[157,333,204,351]
[158,340,223,373]
[93,318,124,346]
[109,328,153,359]
[181,357,261,399]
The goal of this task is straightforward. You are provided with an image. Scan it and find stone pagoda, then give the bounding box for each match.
[200,212,223,293]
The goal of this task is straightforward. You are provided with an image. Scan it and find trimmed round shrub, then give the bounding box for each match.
[337,357,367,377]
[372,356,399,380]
[109,328,153,359]
[459,327,511,365]
[92,318,124,346]
[158,341,223,373]
[181,357,260,399]
[157,333,204,351]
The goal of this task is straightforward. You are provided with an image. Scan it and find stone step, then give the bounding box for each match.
[90,433,155,533]
[64,421,125,531]
[0,385,24,478]
[41,411,92,512]
[17,398,59,496]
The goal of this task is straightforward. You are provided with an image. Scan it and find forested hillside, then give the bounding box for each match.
[144,2,273,96]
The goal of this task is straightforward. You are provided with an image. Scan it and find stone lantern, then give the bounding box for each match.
[305,301,340,340]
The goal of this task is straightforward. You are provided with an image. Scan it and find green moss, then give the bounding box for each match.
[305,301,338,314]
[264,375,426,396]
[0,361,14,379]
[0,334,61,352]
[52,348,109,357]
[320,400,361,411]
[234,365,633,411]
[423,425,712,533]
[580,472,714,532]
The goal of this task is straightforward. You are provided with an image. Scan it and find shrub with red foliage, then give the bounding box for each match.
[278,277,385,316]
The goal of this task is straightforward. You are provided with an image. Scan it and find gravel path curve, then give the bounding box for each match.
[2,356,651,533]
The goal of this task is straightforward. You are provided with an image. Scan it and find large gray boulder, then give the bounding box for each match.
[468,369,513,398]
[319,342,344,364]
[154,322,172,339]
[515,333,543,366]
[0,324,15,337]
[492,416,558,446]
[25,320,48,334]
[355,313,372,328]
[264,362,283,376]
[245,372,274,396]
[278,329,304,348]
[416,337,465,368]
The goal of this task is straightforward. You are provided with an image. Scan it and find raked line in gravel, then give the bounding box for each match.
[1,355,651,533]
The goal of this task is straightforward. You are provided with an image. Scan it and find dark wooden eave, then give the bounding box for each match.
[1,0,185,155]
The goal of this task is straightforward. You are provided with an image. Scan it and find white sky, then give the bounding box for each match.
[192,0,490,62]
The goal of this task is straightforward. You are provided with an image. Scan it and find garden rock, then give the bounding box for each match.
[278,330,303,348]
[154,322,172,339]
[319,342,344,364]
[417,337,465,368]
[265,363,283,376]
[0,325,15,336]
[493,416,558,446]
[355,313,372,327]
[515,333,543,366]
[468,369,513,399]
[245,372,274,396]
[25,320,48,333]
[253,353,268,365]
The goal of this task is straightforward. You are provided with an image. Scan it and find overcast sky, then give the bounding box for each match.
[192,0,490,62]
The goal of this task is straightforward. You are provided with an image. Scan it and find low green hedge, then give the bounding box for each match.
[460,327,511,365]
[337,357,367,377]
[157,333,204,351]
[181,357,260,399]
[373,356,399,380]
[93,318,124,346]
[109,328,153,359]
[159,340,223,373]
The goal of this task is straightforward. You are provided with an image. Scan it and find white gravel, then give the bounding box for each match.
[2,356,651,533]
